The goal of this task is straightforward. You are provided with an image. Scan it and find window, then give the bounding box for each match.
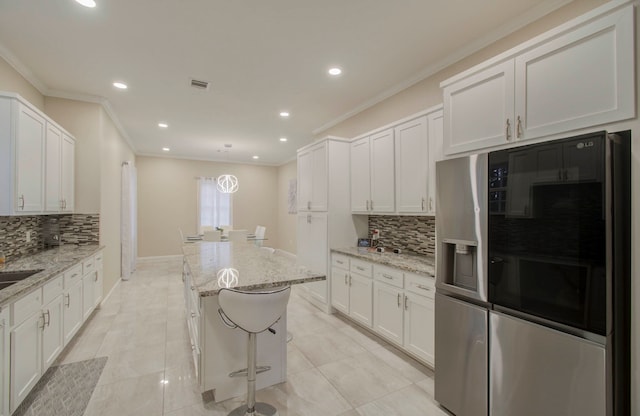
[197,177,232,233]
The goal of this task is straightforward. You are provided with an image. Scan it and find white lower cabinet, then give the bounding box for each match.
[332,253,435,367]
[8,251,101,413]
[330,255,373,327]
[0,308,9,416]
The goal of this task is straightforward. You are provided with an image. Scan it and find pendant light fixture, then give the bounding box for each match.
[217,144,239,193]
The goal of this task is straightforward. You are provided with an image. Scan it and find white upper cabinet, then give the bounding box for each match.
[350,137,371,212]
[442,4,634,155]
[297,141,327,212]
[395,116,428,213]
[443,61,515,155]
[14,103,46,214]
[426,110,443,215]
[350,128,395,213]
[0,94,75,215]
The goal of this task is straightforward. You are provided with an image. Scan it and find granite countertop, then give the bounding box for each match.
[331,247,435,277]
[182,242,325,296]
[0,245,104,310]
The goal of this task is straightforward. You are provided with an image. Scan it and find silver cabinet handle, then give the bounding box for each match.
[516,115,523,139]
[356,266,365,271]
[429,197,433,212]
[505,119,511,141]
[404,295,408,310]
[397,293,401,307]
[370,200,374,210]
[366,200,369,211]
[19,194,25,210]
[336,260,344,265]
[45,309,50,327]
[416,284,432,292]
[421,198,425,211]
[344,274,348,285]
[349,275,352,286]
[191,312,196,318]
[307,201,311,210]
[95,272,98,282]
[65,294,70,307]
[382,273,394,280]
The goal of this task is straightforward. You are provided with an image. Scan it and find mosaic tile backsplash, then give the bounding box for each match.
[368,215,435,256]
[0,214,99,262]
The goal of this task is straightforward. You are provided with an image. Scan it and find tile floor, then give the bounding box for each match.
[54,257,450,416]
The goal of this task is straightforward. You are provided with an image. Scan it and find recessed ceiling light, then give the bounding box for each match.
[328,67,342,76]
[75,0,96,8]
[252,155,259,160]
[279,111,290,118]
[113,82,128,89]
[279,137,287,142]
[158,123,168,128]
[162,147,170,152]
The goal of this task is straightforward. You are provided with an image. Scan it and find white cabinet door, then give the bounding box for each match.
[63,279,83,345]
[15,103,46,213]
[443,60,515,156]
[350,137,371,212]
[297,213,328,304]
[404,292,435,366]
[330,266,349,314]
[427,110,443,215]
[370,129,395,213]
[297,148,312,212]
[297,142,327,212]
[310,142,328,211]
[395,117,427,213]
[41,295,64,371]
[514,6,634,141]
[61,134,75,212]
[0,309,8,416]
[373,281,403,345]
[82,273,95,321]
[44,123,62,212]
[10,313,42,411]
[348,273,372,327]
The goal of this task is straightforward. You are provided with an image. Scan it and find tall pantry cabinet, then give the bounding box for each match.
[296,137,365,312]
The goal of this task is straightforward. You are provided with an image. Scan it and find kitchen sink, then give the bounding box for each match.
[0,269,43,290]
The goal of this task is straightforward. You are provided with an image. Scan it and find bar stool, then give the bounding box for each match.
[218,286,291,416]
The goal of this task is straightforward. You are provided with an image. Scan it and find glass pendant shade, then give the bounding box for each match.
[217,174,239,193]
[217,268,239,288]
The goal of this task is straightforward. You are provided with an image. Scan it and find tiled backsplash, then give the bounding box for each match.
[0,214,99,262]
[368,215,435,256]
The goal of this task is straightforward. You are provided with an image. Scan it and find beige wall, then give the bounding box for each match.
[136,156,279,257]
[276,159,298,254]
[0,57,44,110]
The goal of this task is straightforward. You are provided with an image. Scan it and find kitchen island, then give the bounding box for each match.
[181,241,324,402]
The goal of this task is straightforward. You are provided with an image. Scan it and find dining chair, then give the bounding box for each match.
[219,225,232,237]
[228,230,248,242]
[253,226,266,247]
[203,230,222,241]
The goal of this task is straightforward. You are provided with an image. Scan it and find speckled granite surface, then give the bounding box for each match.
[182,242,325,296]
[0,245,104,310]
[331,247,435,277]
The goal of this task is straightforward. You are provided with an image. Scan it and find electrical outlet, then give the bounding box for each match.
[26,230,31,242]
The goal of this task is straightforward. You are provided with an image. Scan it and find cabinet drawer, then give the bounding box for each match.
[95,251,104,268]
[331,254,349,269]
[405,273,435,299]
[374,265,403,288]
[11,288,42,326]
[43,275,63,304]
[83,256,95,275]
[64,264,83,289]
[350,259,372,277]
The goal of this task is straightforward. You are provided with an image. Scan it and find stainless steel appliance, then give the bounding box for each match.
[435,154,489,416]
[487,130,630,416]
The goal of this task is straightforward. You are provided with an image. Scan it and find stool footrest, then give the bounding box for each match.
[229,365,271,378]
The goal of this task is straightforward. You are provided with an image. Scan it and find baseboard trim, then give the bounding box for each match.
[100,277,121,306]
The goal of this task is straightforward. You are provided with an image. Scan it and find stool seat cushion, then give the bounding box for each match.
[218,286,291,333]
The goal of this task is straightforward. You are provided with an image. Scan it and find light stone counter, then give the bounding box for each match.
[182,241,325,296]
[0,245,104,310]
[331,247,435,277]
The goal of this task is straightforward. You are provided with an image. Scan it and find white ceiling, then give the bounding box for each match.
[0,0,571,165]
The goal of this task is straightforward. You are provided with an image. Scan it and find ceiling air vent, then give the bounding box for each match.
[190,78,210,90]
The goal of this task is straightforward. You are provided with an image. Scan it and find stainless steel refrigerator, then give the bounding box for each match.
[434,154,489,416]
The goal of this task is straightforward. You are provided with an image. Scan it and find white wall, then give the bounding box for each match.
[0,57,43,110]
[276,159,298,254]
[136,156,279,257]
